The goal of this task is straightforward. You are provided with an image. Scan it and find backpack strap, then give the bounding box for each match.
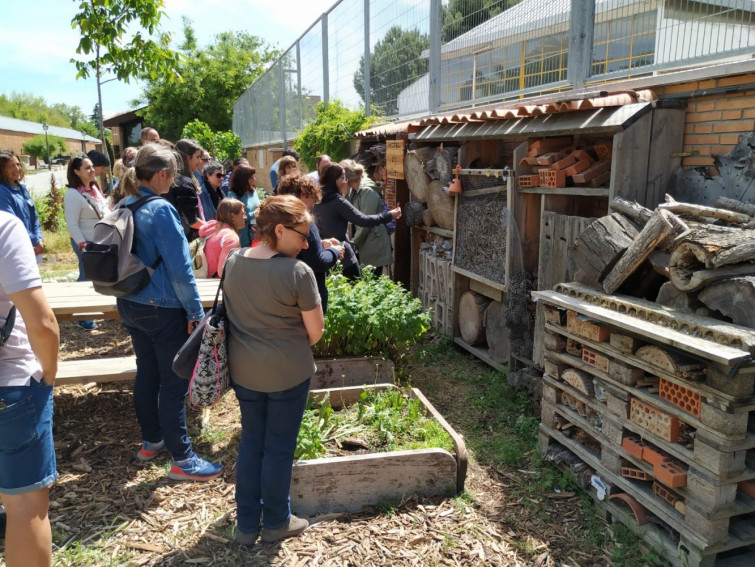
[127,195,164,270]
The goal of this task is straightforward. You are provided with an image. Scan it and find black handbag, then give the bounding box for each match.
[172,269,226,380]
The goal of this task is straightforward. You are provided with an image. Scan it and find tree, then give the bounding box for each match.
[442,0,516,43]
[22,135,68,162]
[353,27,428,117]
[138,21,279,140]
[181,120,242,164]
[294,101,379,171]
[71,0,182,155]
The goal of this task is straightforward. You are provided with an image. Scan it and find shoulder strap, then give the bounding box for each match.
[126,195,163,270]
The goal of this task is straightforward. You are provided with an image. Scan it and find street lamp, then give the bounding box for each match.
[42,122,50,170]
[81,130,87,153]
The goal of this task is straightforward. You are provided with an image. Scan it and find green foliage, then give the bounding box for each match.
[442,0,517,42]
[42,174,64,232]
[353,27,429,116]
[0,92,97,136]
[34,187,67,236]
[139,20,279,140]
[21,135,68,161]
[295,388,454,460]
[313,271,431,360]
[294,100,379,171]
[181,120,243,163]
[71,0,182,145]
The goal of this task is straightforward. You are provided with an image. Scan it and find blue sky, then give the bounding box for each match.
[0,0,336,118]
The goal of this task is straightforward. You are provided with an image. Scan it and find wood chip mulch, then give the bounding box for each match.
[0,324,630,566]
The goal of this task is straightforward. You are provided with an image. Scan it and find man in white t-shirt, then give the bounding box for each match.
[306,154,332,184]
[0,211,60,567]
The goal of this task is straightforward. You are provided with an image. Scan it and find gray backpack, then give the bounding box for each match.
[82,195,163,296]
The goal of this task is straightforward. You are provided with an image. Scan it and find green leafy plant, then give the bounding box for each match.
[294,100,380,171]
[181,119,243,163]
[295,388,454,460]
[21,135,68,162]
[41,174,64,232]
[314,271,431,360]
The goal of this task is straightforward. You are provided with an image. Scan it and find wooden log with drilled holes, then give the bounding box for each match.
[603,209,678,294]
[458,291,492,346]
[634,345,706,378]
[403,148,435,204]
[561,368,595,396]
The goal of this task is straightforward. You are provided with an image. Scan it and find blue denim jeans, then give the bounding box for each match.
[0,378,57,495]
[233,378,311,533]
[117,299,192,461]
[70,238,87,282]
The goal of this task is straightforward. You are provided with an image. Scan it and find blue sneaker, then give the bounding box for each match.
[137,440,166,462]
[168,453,223,481]
[77,319,98,331]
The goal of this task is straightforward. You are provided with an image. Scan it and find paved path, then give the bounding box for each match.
[25,168,68,198]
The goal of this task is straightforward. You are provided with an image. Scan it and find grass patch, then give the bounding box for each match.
[295,388,454,461]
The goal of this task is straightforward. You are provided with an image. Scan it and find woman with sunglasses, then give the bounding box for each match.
[202,162,226,211]
[223,195,323,546]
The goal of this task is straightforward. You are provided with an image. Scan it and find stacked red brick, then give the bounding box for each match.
[518,137,612,189]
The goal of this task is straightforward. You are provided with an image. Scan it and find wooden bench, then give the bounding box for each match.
[56,356,395,388]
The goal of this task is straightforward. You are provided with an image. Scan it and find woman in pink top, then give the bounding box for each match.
[198,198,246,277]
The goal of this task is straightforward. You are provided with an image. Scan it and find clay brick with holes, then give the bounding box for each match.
[630,398,681,442]
[566,338,583,356]
[538,168,566,188]
[621,436,645,459]
[622,466,652,481]
[654,461,687,488]
[582,347,610,373]
[517,174,541,188]
[659,378,702,418]
[652,481,683,508]
[566,310,610,342]
[642,445,670,466]
[536,152,566,166]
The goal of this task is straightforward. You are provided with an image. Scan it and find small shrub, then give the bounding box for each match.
[314,271,431,360]
[41,174,64,232]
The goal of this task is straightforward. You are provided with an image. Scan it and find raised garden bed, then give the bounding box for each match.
[290,384,467,516]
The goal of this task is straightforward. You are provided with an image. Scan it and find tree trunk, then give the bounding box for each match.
[485,300,509,363]
[609,197,652,223]
[660,194,751,224]
[603,209,677,294]
[458,291,491,346]
[714,197,755,217]
[426,179,456,230]
[404,148,435,203]
[571,213,638,286]
[698,277,755,328]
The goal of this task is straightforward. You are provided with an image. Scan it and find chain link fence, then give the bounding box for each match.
[234,0,755,148]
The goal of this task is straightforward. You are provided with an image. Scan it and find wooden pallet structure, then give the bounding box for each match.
[418,246,454,337]
[534,283,755,567]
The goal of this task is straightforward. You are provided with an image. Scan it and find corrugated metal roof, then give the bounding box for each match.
[0,115,100,142]
[411,101,652,141]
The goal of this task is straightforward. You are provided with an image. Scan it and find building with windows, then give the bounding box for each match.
[399,0,755,115]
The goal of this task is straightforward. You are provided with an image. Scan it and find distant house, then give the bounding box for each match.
[0,115,101,165]
[103,108,147,158]
[398,0,755,114]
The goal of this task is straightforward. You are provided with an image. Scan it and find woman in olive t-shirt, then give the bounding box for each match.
[223,195,324,546]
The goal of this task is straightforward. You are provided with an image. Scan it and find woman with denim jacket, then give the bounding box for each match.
[0,150,44,256]
[116,144,223,482]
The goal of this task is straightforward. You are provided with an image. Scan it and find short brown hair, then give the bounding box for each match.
[276,173,321,204]
[255,195,311,247]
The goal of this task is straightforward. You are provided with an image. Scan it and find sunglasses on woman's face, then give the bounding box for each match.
[212,172,223,178]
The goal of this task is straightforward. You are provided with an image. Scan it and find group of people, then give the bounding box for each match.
[0,132,402,564]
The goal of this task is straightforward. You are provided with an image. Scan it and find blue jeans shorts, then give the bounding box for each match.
[0,378,57,495]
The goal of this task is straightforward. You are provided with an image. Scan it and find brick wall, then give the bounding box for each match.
[0,130,96,158]
[656,73,755,168]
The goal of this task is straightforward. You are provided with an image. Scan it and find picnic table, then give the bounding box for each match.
[44,279,221,385]
[44,279,221,322]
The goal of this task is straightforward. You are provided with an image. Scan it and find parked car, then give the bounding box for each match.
[51,154,71,165]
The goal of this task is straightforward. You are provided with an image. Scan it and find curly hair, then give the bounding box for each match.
[255,195,311,247]
[276,173,321,204]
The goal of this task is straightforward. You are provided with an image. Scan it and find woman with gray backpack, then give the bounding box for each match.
[115,144,223,482]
